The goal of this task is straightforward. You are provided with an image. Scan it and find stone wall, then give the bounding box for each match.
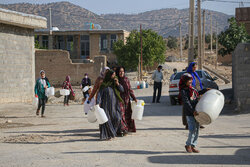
[232,43,250,112]
[0,23,35,103]
[35,50,106,86]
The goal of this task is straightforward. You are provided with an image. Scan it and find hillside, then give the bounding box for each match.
[0,1,232,37]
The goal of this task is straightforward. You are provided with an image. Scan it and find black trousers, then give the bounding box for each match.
[38,98,46,115]
[64,95,69,104]
[83,92,89,99]
[153,81,162,102]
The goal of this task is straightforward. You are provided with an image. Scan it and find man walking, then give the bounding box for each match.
[152,65,163,103]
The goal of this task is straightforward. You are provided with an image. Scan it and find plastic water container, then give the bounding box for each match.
[60,89,70,96]
[94,105,108,124]
[87,108,97,123]
[82,86,89,93]
[195,89,225,125]
[33,97,38,106]
[136,81,140,87]
[45,87,55,97]
[84,97,95,114]
[131,100,145,120]
[146,82,149,88]
[140,81,146,89]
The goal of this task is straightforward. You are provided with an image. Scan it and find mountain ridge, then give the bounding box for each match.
[0,1,232,37]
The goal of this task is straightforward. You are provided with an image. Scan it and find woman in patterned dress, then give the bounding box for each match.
[116,67,137,134]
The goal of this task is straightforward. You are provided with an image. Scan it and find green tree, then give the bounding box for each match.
[218,17,250,56]
[167,36,178,49]
[113,29,166,71]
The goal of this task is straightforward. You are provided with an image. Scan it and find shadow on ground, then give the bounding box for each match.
[147,147,250,165]
[62,150,184,155]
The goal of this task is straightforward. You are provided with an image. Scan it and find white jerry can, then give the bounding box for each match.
[131,100,145,120]
[60,89,70,96]
[84,97,95,114]
[87,108,97,123]
[195,89,225,125]
[94,105,108,124]
[45,87,55,97]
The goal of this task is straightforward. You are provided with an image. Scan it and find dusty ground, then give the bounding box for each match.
[0,81,249,167]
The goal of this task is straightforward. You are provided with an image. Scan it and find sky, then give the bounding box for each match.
[0,0,250,15]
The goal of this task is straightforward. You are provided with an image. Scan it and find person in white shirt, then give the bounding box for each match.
[152,65,163,103]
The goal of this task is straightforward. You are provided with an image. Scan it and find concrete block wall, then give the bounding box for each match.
[35,50,106,86]
[232,43,250,112]
[0,23,35,103]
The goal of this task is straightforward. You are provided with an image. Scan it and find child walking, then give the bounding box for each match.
[179,73,207,153]
[62,76,74,106]
[35,70,51,117]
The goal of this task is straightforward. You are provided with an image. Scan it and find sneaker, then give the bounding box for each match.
[185,145,192,153]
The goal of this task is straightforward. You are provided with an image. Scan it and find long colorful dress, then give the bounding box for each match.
[119,76,137,132]
[96,85,123,140]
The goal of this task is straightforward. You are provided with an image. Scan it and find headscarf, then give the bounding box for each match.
[178,73,199,104]
[100,67,110,77]
[66,75,70,82]
[100,70,123,103]
[116,66,129,95]
[40,70,45,75]
[186,62,203,89]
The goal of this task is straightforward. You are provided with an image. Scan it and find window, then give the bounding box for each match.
[100,34,108,51]
[57,36,64,49]
[42,36,48,49]
[110,34,117,50]
[67,35,73,51]
[80,35,90,59]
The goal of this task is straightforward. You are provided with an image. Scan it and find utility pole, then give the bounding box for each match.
[48,8,53,50]
[140,24,143,80]
[188,0,195,65]
[210,12,213,53]
[202,10,205,65]
[179,20,183,61]
[215,21,218,69]
[197,0,202,69]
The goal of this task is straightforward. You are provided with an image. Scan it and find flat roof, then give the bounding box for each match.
[35,29,129,35]
[0,8,47,29]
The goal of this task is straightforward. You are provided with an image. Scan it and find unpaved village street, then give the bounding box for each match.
[0,84,250,167]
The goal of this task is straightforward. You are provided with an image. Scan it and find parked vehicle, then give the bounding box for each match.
[169,70,219,105]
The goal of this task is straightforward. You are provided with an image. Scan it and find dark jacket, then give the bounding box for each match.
[81,78,91,88]
[181,88,207,116]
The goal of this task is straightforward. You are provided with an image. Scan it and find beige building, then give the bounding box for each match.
[0,8,47,103]
[35,29,130,64]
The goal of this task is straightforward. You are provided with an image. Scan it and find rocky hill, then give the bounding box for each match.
[0,1,232,37]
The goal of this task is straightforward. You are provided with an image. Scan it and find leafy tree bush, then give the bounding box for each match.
[218,17,250,56]
[113,29,166,71]
[167,36,178,49]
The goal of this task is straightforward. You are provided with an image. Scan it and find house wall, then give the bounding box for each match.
[232,43,250,112]
[35,50,106,86]
[0,23,35,103]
